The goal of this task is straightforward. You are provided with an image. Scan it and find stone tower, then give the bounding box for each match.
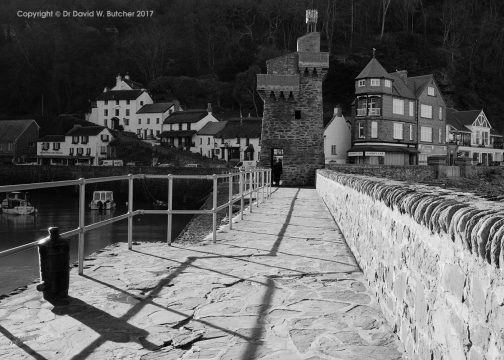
[257,9,329,186]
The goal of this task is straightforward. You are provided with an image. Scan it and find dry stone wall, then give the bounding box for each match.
[316,169,504,360]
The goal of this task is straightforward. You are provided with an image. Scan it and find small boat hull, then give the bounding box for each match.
[89,201,116,210]
[1,192,37,215]
[2,206,36,215]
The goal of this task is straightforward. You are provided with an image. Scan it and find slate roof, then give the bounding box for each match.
[159,130,196,138]
[389,74,415,99]
[137,103,176,114]
[39,135,65,142]
[446,108,481,132]
[163,110,209,124]
[0,119,39,143]
[66,126,106,137]
[123,78,143,90]
[215,119,262,139]
[406,75,433,97]
[96,90,144,101]
[197,121,228,136]
[355,57,393,80]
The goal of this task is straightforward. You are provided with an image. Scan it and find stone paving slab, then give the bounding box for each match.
[0,188,405,359]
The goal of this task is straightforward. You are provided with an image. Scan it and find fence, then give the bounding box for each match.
[0,168,272,276]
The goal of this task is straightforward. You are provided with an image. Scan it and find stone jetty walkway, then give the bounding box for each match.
[0,188,404,360]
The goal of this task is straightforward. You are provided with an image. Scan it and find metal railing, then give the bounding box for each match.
[0,168,272,276]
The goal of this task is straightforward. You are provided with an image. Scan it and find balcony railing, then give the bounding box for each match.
[368,108,381,116]
[356,108,381,116]
[356,108,367,116]
[0,169,272,275]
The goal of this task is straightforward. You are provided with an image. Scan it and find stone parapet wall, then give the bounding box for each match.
[327,164,436,182]
[316,169,504,360]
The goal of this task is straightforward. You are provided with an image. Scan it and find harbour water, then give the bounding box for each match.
[0,187,194,294]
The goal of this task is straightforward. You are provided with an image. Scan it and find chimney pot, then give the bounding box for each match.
[104,87,108,93]
[396,70,408,81]
[333,105,342,117]
[124,73,130,80]
[207,103,212,113]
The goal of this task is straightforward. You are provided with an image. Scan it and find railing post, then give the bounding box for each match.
[261,170,265,203]
[78,178,85,275]
[256,170,259,208]
[127,174,133,250]
[228,173,233,230]
[240,170,244,220]
[167,174,173,245]
[269,169,272,197]
[212,174,218,243]
[249,170,253,213]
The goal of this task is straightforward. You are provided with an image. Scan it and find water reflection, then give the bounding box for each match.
[0,188,193,294]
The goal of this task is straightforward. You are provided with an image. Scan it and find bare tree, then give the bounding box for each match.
[379,0,392,41]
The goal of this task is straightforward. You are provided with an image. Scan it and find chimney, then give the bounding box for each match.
[396,70,408,82]
[333,105,342,117]
[116,74,122,86]
[124,73,130,80]
[207,103,212,114]
[103,87,109,93]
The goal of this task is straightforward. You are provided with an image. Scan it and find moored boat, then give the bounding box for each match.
[89,191,116,210]
[1,192,37,215]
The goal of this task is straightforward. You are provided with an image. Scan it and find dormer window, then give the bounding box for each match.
[384,79,392,88]
[357,80,365,87]
[370,79,380,86]
[428,86,435,96]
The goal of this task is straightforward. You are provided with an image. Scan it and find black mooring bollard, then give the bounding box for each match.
[36,227,70,305]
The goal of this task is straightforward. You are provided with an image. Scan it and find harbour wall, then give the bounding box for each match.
[317,169,504,360]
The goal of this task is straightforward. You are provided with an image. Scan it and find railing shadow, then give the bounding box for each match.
[0,324,48,360]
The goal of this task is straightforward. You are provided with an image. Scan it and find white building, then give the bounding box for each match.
[37,126,114,166]
[160,105,219,151]
[135,102,182,140]
[446,109,504,165]
[324,106,351,164]
[195,121,228,158]
[211,118,262,163]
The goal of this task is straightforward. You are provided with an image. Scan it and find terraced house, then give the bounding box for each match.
[350,56,446,165]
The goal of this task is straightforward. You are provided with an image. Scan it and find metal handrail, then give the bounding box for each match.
[0,168,272,276]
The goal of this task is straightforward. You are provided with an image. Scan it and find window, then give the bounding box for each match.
[156,130,160,136]
[409,102,414,116]
[140,101,144,106]
[137,129,141,136]
[331,145,337,155]
[126,109,130,116]
[370,79,380,86]
[221,138,224,144]
[127,100,130,105]
[138,119,141,125]
[421,126,433,142]
[215,149,220,155]
[246,137,250,146]
[115,100,119,105]
[439,128,442,143]
[101,135,109,142]
[475,131,481,145]
[393,123,403,139]
[384,79,392,88]
[81,136,88,144]
[69,148,74,155]
[358,123,365,138]
[368,97,381,116]
[124,119,129,126]
[86,148,91,156]
[104,119,108,127]
[147,118,150,125]
[393,98,404,115]
[237,137,241,144]
[427,86,435,96]
[72,136,79,144]
[178,123,182,131]
[207,137,210,145]
[150,129,153,136]
[104,109,108,116]
[77,148,83,155]
[483,132,489,146]
[409,124,413,141]
[100,146,107,154]
[420,104,433,118]
[439,108,443,120]
[371,121,378,138]
[295,110,301,119]
[42,142,49,151]
[104,100,108,105]
[53,143,60,151]
[115,109,119,116]
[156,118,160,124]
[170,124,173,131]
[357,79,365,87]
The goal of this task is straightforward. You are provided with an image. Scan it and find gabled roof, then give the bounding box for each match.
[66,126,107,137]
[215,119,262,139]
[160,130,196,138]
[39,135,65,142]
[96,90,144,101]
[0,119,39,143]
[198,121,228,136]
[406,75,433,98]
[163,110,209,124]
[389,73,415,99]
[137,102,176,114]
[446,108,481,132]
[123,78,143,90]
[355,57,393,80]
